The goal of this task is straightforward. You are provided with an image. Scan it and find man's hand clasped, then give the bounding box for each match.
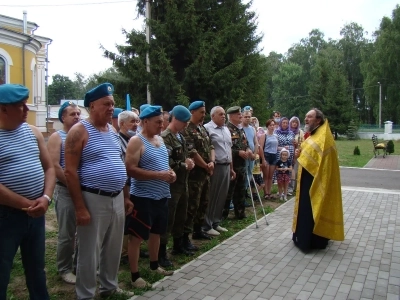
[24,196,49,218]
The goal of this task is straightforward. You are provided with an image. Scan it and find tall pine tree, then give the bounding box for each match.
[102,0,265,110]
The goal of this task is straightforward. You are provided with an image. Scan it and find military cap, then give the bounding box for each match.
[188,100,205,111]
[140,103,151,113]
[0,84,29,104]
[84,83,114,107]
[172,105,191,122]
[58,101,76,123]
[112,108,124,119]
[139,105,163,120]
[226,106,241,114]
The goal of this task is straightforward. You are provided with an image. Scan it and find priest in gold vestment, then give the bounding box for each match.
[292,108,344,252]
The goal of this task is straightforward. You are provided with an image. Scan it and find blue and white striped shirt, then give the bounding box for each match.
[0,123,44,199]
[79,120,127,192]
[57,130,67,169]
[130,133,170,200]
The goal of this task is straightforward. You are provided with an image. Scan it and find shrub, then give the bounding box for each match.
[387,140,394,154]
[353,146,360,155]
[347,120,359,140]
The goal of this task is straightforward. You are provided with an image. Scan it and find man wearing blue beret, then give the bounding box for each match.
[158,105,195,267]
[125,105,175,288]
[47,101,81,285]
[112,107,124,132]
[182,100,216,242]
[0,84,56,300]
[64,83,134,299]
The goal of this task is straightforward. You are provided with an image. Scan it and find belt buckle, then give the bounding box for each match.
[97,189,102,195]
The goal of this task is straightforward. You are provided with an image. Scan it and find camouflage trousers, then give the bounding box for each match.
[184,172,210,233]
[160,183,188,245]
[223,168,247,217]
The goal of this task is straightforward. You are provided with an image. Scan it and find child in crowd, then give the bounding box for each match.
[276,148,292,201]
[250,153,265,199]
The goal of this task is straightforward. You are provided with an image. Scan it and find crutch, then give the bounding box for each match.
[246,174,259,228]
[250,174,269,226]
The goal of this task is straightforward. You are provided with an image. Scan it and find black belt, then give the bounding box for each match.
[216,162,230,166]
[81,186,122,197]
[56,182,67,188]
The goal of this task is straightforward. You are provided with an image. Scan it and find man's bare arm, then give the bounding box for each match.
[30,125,56,198]
[0,184,31,208]
[47,132,67,185]
[64,123,86,211]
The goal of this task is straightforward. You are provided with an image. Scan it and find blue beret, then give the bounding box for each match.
[172,105,191,122]
[188,100,205,111]
[243,105,253,112]
[139,105,163,120]
[140,104,151,113]
[112,108,124,118]
[58,101,76,123]
[0,84,29,104]
[84,83,114,107]
[226,106,241,114]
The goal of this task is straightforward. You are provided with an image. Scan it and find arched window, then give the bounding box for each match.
[0,57,5,85]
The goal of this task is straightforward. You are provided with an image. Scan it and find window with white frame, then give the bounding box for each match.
[0,57,5,85]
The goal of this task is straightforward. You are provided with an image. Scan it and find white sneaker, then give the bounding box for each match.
[280,194,284,201]
[215,226,228,232]
[206,228,220,236]
[284,196,288,201]
[100,288,134,298]
[61,272,76,284]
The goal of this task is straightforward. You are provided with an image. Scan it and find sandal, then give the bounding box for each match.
[264,194,270,200]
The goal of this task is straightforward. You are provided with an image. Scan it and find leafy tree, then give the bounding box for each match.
[272,62,310,118]
[48,75,76,105]
[361,5,400,125]
[309,46,354,139]
[102,0,265,111]
[338,22,368,121]
[264,51,283,110]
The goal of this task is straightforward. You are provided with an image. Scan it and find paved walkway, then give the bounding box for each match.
[364,155,400,170]
[133,187,400,300]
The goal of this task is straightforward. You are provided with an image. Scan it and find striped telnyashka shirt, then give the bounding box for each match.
[130,133,170,200]
[78,120,127,193]
[0,123,44,200]
[57,130,67,169]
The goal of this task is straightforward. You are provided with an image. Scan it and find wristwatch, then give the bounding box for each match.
[43,194,52,205]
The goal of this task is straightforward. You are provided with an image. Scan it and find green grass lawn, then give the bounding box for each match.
[335,138,400,167]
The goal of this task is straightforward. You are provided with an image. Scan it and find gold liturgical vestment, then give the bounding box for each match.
[292,120,344,241]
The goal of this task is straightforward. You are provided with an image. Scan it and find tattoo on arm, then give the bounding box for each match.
[65,130,82,155]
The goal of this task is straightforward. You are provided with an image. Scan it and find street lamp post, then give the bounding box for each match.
[145,0,151,104]
[378,82,382,129]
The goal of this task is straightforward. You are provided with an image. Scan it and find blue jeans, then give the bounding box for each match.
[0,205,49,300]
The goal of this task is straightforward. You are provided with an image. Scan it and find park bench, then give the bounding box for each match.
[372,134,387,158]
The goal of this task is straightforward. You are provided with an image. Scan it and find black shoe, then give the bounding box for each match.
[171,238,194,256]
[245,192,251,199]
[158,255,173,268]
[158,244,173,268]
[192,231,212,240]
[244,201,252,207]
[235,212,247,220]
[140,250,149,258]
[182,233,199,251]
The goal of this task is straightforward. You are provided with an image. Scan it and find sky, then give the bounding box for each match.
[1,0,399,83]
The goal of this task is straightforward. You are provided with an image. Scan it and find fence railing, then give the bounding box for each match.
[358,124,400,133]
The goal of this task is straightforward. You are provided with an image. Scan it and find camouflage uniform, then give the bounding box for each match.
[223,122,249,218]
[160,128,190,245]
[182,122,214,234]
